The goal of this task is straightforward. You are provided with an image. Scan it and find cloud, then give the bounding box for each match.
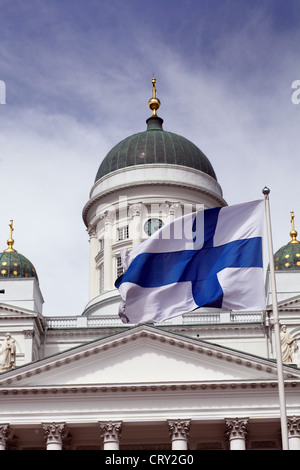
[0,0,299,316]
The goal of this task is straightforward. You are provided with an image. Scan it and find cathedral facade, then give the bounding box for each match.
[0,80,300,451]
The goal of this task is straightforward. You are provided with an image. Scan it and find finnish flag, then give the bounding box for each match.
[115,200,265,324]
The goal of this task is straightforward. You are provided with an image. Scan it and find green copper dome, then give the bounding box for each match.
[0,221,38,281]
[274,212,300,271]
[95,116,217,182]
[274,242,300,271]
[0,250,38,280]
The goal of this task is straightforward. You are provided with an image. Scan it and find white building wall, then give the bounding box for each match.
[0,278,44,314]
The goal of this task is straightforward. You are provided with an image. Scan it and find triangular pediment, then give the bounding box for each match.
[277,295,300,310]
[1,324,299,388]
[0,302,39,318]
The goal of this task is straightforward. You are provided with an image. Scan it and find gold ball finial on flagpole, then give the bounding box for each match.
[289,211,299,244]
[148,77,161,117]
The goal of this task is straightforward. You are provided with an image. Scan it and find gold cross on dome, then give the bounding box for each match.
[4,220,17,252]
[289,211,300,244]
[148,77,161,116]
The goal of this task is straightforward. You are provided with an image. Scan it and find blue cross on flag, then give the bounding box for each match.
[115,200,265,324]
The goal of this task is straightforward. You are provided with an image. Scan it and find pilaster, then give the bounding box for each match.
[103,211,114,291]
[129,203,143,247]
[23,330,35,363]
[88,226,98,300]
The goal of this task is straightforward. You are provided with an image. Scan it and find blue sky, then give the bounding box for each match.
[0,0,299,316]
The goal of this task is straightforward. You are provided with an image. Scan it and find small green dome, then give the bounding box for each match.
[274,212,300,271]
[0,221,38,281]
[95,116,217,182]
[0,250,38,280]
[274,242,300,271]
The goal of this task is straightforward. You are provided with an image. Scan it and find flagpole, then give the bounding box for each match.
[262,187,289,450]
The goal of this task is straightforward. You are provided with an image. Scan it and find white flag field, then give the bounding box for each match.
[115,200,266,324]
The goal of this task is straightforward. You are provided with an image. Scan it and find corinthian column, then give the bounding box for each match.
[0,424,10,450]
[287,416,300,450]
[99,421,123,450]
[225,418,248,450]
[168,419,191,450]
[43,422,66,450]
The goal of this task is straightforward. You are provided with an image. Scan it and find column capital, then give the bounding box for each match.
[88,226,97,238]
[42,422,66,446]
[168,419,191,441]
[104,210,115,225]
[0,424,11,447]
[23,330,35,339]
[225,417,249,441]
[128,203,144,218]
[99,421,123,444]
[287,416,300,438]
[169,203,182,217]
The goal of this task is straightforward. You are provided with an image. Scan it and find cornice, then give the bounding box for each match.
[82,178,226,226]
[166,323,265,334]
[45,327,126,338]
[90,163,223,197]
[0,303,38,316]
[267,295,300,311]
[0,303,45,334]
[44,322,264,339]
[0,379,299,396]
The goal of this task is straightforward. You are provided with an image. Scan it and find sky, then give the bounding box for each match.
[0,0,299,317]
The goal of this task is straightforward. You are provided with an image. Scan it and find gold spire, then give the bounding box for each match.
[288,211,299,244]
[4,220,17,252]
[148,77,161,116]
